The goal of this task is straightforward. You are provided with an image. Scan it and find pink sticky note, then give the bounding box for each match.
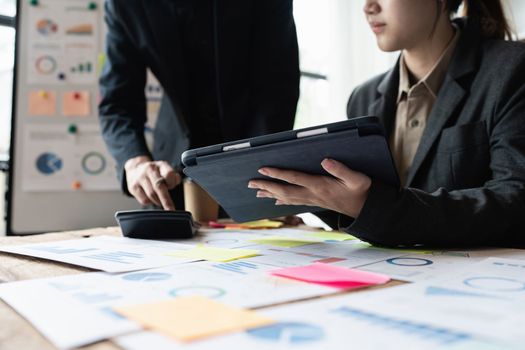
[270,262,390,289]
[62,91,91,116]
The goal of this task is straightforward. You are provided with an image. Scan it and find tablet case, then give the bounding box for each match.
[115,210,197,239]
[182,117,399,222]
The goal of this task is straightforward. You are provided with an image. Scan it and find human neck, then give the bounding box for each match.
[403,20,455,82]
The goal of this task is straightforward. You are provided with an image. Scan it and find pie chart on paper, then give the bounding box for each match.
[36,152,63,175]
[246,322,325,344]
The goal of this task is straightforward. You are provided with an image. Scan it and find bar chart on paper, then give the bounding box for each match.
[0,236,198,272]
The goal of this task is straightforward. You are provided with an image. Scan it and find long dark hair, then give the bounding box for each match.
[446,0,514,40]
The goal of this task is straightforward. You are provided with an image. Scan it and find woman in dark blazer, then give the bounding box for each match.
[249,0,525,248]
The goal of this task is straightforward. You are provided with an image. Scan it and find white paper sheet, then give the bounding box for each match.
[336,258,525,345]
[0,235,197,272]
[357,249,525,282]
[115,292,520,350]
[270,240,408,268]
[0,281,139,349]
[166,228,274,249]
[0,260,336,349]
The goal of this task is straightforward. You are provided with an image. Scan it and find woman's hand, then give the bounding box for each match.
[248,159,371,218]
[124,156,182,210]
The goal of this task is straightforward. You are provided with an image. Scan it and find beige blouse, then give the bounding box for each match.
[390,29,460,186]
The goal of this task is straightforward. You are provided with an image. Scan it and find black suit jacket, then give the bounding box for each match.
[342,18,525,248]
[98,0,299,191]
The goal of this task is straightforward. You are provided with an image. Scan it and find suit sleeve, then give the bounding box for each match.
[342,55,525,248]
[248,0,300,134]
[98,0,150,194]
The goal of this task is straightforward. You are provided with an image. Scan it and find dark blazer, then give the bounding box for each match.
[98,0,300,191]
[342,18,525,248]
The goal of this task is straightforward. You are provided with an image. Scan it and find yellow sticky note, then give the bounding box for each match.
[29,90,56,116]
[250,236,322,248]
[62,91,91,116]
[114,296,274,342]
[168,246,259,262]
[239,219,284,229]
[307,231,357,242]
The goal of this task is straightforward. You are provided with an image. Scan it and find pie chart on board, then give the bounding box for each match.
[36,153,63,175]
[36,19,58,36]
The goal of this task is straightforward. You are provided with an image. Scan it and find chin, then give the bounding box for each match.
[376,38,401,52]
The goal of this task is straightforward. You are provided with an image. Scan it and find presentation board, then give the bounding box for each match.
[5,0,162,234]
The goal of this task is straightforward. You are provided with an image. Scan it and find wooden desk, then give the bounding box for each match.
[0,227,404,350]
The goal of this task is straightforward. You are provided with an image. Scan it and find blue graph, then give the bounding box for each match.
[492,261,525,269]
[122,272,172,282]
[425,286,501,300]
[246,322,324,344]
[30,246,98,255]
[212,261,260,274]
[463,277,525,292]
[386,257,434,266]
[73,292,122,304]
[48,281,84,291]
[100,307,127,320]
[333,306,471,345]
[82,251,144,264]
[169,286,226,299]
[36,153,63,175]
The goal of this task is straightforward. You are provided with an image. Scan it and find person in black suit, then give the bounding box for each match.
[249,0,525,247]
[99,0,299,211]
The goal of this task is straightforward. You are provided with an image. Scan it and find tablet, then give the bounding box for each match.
[181,116,399,222]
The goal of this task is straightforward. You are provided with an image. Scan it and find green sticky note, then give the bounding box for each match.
[352,242,373,249]
[250,236,322,248]
[167,246,259,262]
[97,53,107,76]
[307,231,357,242]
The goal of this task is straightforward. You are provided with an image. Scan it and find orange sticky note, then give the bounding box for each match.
[62,91,90,116]
[29,90,56,116]
[270,262,390,289]
[114,296,274,342]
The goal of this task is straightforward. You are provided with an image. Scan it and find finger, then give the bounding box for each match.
[157,185,175,211]
[130,185,153,206]
[249,180,293,197]
[256,190,274,198]
[147,166,176,210]
[321,159,364,184]
[141,177,162,207]
[251,181,311,205]
[258,167,319,188]
[157,161,181,189]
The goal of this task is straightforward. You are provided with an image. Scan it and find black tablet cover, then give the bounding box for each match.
[182,117,399,222]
